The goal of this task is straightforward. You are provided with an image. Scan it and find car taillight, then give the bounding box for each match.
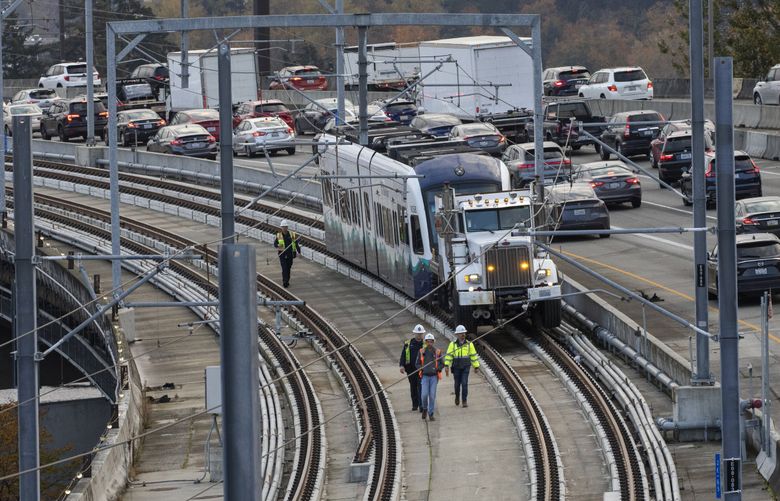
[498,135,506,144]
[290,77,302,82]
[207,135,216,143]
[660,154,673,162]
[553,80,565,87]
[647,81,653,89]
[518,163,534,170]
[65,113,79,122]
[742,217,758,225]
[591,181,605,188]
[157,119,166,126]
[252,131,267,137]
[127,122,137,128]
[705,162,715,178]
[154,75,164,80]
[626,177,640,185]
[751,160,760,174]
[99,111,108,117]
[287,127,293,134]
[64,75,70,81]
[170,139,182,146]
[607,84,617,92]
[624,118,631,138]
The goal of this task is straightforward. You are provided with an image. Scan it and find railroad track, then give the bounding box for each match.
[26,193,400,501]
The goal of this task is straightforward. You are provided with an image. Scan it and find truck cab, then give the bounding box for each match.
[435,190,562,330]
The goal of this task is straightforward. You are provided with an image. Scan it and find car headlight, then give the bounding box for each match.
[464,274,481,284]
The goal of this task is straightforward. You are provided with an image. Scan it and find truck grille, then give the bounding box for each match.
[485,246,532,289]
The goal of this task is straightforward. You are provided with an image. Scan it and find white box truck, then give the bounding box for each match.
[343,42,420,91]
[167,48,258,112]
[417,35,534,118]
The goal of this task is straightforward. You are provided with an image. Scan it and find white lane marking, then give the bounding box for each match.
[612,225,694,252]
[641,200,718,221]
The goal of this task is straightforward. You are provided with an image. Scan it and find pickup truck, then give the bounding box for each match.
[524,100,607,150]
[478,108,534,144]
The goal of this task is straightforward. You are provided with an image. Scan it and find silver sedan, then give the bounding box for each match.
[233,117,296,157]
[4,104,43,136]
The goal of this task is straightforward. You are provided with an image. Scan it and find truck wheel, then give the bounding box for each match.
[599,144,610,160]
[536,299,561,329]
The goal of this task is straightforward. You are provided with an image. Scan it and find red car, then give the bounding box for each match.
[233,99,294,129]
[269,66,328,91]
[170,109,221,139]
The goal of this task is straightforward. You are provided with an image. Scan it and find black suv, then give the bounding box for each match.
[600,110,664,159]
[680,151,762,207]
[129,63,169,96]
[543,66,591,96]
[40,98,108,142]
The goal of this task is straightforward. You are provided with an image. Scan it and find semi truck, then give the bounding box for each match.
[166,47,258,113]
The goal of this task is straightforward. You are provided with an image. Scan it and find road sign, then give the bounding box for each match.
[724,456,741,494]
[715,452,721,498]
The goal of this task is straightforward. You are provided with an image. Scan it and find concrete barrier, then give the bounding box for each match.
[765,133,780,161]
[759,106,780,130]
[744,131,769,158]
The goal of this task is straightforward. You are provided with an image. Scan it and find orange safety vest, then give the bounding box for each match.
[418,347,443,380]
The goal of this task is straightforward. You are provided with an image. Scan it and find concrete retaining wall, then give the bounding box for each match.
[68,347,145,500]
[561,276,693,387]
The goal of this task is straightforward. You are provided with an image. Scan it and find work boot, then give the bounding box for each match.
[421,410,427,420]
[462,400,468,408]
[455,396,460,406]
[412,406,418,411]
[429,415,436,421]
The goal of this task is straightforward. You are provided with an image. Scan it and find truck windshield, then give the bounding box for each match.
[464,206,533,232]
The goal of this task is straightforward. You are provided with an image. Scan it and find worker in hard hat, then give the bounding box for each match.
[415,332,443,421]
[444,325,480,408]
[399,324,426,412]
[273,220,301,288]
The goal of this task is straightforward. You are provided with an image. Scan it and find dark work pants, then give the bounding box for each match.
[453,367,470,402]
[280,255,293,286]
[405,367,421,409]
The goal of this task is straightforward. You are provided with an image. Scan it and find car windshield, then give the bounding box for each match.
[735,156,756,172]
[745,200,780,213]
[582,165,631,177]
[120,83,153,100]
[664,136,692,153]
[559,69,590,80]
[125,110,159,120]
[10,105,41,114]
[550,185,596,202]
[294,68,321,77]
[737,241,780,259]
[256,103,288,113]
[551,102,590,119]
[458,124,497,136]
[629,113,662,123]
[386,102,416,112]
[30,90,56,99]
[70,101,106,113]
[614,69,647,82]
[464,206,533,232]
[252,118,287,128]
[188,110,219,120]
[67,64,89,74]
[422,115,461,127]
[522,147,563,161]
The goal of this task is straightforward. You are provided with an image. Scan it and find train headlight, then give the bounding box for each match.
[464,274,481,284]
[520,261,530,271]
[535,268,552,280]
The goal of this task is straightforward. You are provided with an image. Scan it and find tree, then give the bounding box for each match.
[0,404,78,499]
[2,14,47,79]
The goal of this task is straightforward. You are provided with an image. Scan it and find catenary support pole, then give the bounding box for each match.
[219,244,260,500]
[14,115,40,501]
[335,0,344,125]
[180,0,189,89]
[357,25,368,146]
[531,19,544,208]
[762,292,771,456]
[218,42,235,243]
[689,0,710,383]
[106,28,122,294]
[708,0,714,79]
[0,10,5,226]
[86,0,95,145]
[715,56,741,501]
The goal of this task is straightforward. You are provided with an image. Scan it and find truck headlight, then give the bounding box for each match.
[535,268,552,280]
[464,274,481,284]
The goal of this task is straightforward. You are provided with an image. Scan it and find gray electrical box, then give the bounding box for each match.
[205,366,222,415]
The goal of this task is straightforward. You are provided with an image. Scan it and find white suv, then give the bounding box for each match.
[753,64,780,106]
[38,62,102,89]
[578,67,653,100]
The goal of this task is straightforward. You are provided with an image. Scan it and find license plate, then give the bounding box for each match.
[400,115,409,121]
[627,86,638,91]
[608,182,621,189]
[755,268,768,275]
[307,79,316,83]
[480,141,490,146]
[641,130,653,136]
[187,142,205,149]
[680,153,692,160]
[207,127,216,132]
[575,83,582,89]
[574,209,587,216]
[768,220,779,226]
[144,124,152,129]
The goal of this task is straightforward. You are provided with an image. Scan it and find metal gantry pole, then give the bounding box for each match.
[531,19,545,206]
[106,28,122,294]
[218,42,235,243]
[13,115,40,501]
[357,25,368,146]
[708,0,714,79]
[219,244,261,500]
[689,0,710,383]
[0,9,5,226]
[180,0,189,89]
[335,0,345,126]
[86,0,95,145]
[714,56,741,501]
[762,292,772,456]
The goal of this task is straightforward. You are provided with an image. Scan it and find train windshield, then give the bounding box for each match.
[425,182,501,244]
[464,206,533,232]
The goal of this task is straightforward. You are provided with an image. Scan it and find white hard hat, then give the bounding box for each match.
[424,333,435,341]
[280,220,289,227]
[454,325,467,335]
[413,324,426,335]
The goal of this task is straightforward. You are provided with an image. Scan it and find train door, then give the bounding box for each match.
[359,149,379,275]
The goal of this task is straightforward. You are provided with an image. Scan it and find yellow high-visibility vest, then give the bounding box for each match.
[444,340,480,369]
